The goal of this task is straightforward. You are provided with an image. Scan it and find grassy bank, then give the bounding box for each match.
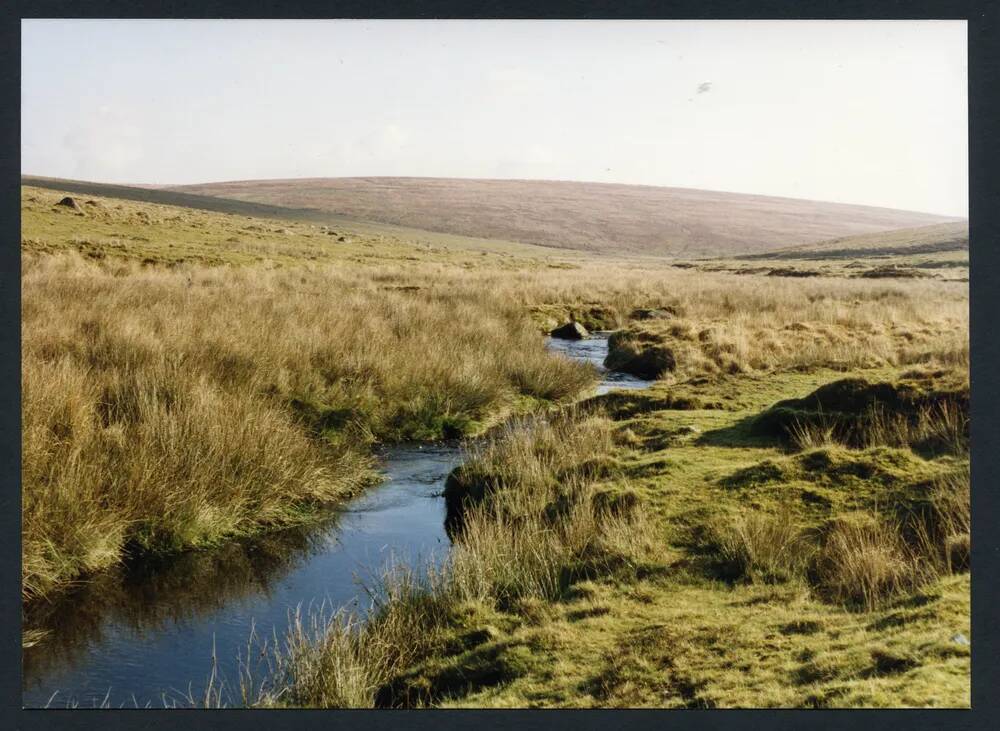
[246,411,656,708]
[258,364,969,708]
[22,251,598,599]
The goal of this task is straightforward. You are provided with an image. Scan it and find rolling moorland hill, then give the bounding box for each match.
[161,177,962,258]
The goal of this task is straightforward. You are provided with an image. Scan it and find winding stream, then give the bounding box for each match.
[22,334,650,708]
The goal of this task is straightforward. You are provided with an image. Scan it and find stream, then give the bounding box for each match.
[22,333,650,708]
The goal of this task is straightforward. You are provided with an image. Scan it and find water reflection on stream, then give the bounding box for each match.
[22,334,648,707]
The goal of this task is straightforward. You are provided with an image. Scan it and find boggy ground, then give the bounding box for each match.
[22,185,969,707]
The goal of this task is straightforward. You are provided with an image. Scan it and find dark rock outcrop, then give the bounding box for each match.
[55,196,82,211]
[550,321,588,340]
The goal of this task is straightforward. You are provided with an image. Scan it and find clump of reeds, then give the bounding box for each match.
[810,513,924,610]
[712,509,816,584]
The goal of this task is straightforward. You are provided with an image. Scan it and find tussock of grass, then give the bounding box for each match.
[711,510,815,584]
[789,399,968,456]
[861,401,969,455]
[712,462,970,611]
[904,466,971,576]
[717,456,967,610]
[754,372,969,453]
[249,570,456,708]
[444,411,619,524]
[811,514,925,610]
[22,356,368,601]
[809,467,967,611]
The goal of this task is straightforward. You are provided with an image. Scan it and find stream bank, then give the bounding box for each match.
[23,334,650,708]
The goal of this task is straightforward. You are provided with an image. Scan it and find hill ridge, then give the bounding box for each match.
[163,176,960,258]
[165,174,954,218]
[23,175,962,258]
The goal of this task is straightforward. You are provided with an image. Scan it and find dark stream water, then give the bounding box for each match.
[22,334,649,708]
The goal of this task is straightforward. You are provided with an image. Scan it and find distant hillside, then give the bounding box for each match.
[736,221,969,260]
[19,176,562,258]
[21,175,333,223]
[161,177,961,258]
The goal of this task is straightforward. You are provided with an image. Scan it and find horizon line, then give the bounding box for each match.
[20,173,968,220]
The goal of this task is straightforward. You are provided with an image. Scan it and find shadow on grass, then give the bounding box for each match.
[693,414,782,449]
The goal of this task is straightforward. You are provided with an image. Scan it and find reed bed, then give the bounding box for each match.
[21,253,596,600]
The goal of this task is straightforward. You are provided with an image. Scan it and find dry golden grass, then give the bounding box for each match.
[21,251,598,600]
[591,276,967,380]
[22,355,362,600]
[21,236,968,601]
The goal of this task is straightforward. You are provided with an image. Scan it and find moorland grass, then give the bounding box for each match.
[21,186,970,707]
[262,366,969,708]
[21,251,597,599]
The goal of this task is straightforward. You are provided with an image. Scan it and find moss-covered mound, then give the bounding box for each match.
[590,388,725,418]
[751,371,968,448]
[719,445,947,512]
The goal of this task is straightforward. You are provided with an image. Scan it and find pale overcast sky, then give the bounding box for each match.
[21,20,967,216]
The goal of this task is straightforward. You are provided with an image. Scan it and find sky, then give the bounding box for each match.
[21,20,967,216]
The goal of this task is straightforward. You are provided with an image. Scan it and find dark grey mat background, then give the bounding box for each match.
[2,3,996,730]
